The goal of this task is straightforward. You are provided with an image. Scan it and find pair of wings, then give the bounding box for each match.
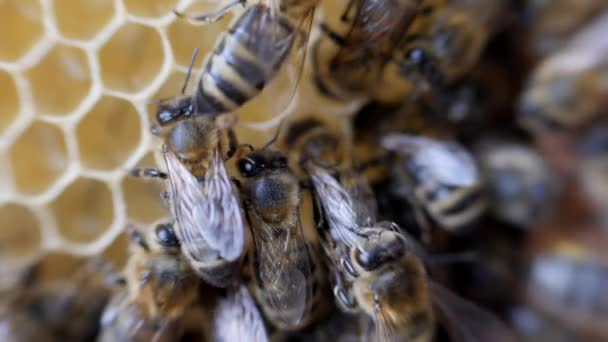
[213,285,268,342]
[164,149,245,263]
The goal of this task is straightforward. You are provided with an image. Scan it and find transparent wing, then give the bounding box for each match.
[428,281,519,342]
[306,163,361,247]
[213,285,268,342]
[164,150,244,262]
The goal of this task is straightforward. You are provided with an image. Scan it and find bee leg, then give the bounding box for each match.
[126,224,151,252]
[319,24,346,46]
[223,129,239,160]
[173,0,247,24]
[130,168,168,180]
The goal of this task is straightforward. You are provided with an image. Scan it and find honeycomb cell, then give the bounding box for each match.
[25,44,92,116]
[0,0,43,63]
[51,0,116,41]
[167,1,233,67]
[0,70,20,134]
[76,96,141,170]
[99,23,165,94]
[9,121,68,195]
[50,178,114,244]
[0,203,42,261]
[122,152,167,224]
[124,0,178,18]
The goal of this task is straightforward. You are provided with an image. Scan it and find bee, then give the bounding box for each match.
[235,146,323,330]
[398,0,507,89]
[0,257,114,342]
[578,123,608,225]
[519,13,608,133]
[158,0,319,125]
[99,222,200,342]
[525,228,608,340]
[131,112,246,288]
[271,311,369,342]
[325,222,517,342]
[381,133,486,234]
[312,0,422,101]
[475,139,558,229]
[212,284,268,342]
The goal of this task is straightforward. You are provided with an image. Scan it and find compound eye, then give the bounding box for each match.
[155,223,179,248]
[407,48,428,66]
[238,159,259,177]
[156,108,175,126]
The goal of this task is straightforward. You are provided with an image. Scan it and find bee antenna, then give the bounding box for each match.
[262,118,287,149]
[182,48,200,95]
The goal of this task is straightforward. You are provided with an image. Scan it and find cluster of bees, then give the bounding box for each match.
[2,0,608,341]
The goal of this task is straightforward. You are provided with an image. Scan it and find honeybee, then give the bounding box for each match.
[578,123,608,225]
[519,12,608,133]
[398,0,507,89]
[235,147,323,330]
[160,0,319,124]
[99,222,200,342]
[475,139,558,229]
[381,133,486,234]
[132,113,245,288]
[0,257,114,342]
[271,311,369,342]
[312,0,422,101]
[525,227,608,340]
[212,284,268,342]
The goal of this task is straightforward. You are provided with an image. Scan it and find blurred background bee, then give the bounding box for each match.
[212,284,268,342]
[132,112,245,288]
[235,146,325,330]
[98,222,200,341]
[577,123,608,227]
[0,257,115,342]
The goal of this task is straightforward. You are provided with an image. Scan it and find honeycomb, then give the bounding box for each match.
[0,0,354,281]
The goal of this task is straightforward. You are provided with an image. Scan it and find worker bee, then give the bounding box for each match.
[578,123,608,225]
[398,0,507,89]
[131,112,245,288]
[475,139,558,229]
[382,133,486,234]
[159,0,319,125]
[312,0,421,101]
[236,147,323,330]
[271,311,369,341]
[0,257,114,342]
[213,284,268,342]
[98,222,200,342]
[519,12,608,133]
[525,227,608,340]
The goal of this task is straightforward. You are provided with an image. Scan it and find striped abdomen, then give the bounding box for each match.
[194,4,295,115]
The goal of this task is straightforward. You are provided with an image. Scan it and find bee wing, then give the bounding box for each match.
[213,285,268,342]
[428,281,519,342]
[306,163,361,247]
[164,150,244,261]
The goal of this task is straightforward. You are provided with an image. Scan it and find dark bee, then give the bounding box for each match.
[578,123,608,224]
[236,147,323,330]
[382,133,486,234]
[98,222,200,342]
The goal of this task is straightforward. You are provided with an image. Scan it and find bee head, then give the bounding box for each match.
[154,223,180,251]
[155,96,194,127]
[166,116,218,165]
[238,150,288,178]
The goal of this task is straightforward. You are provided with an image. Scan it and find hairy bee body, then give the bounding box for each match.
[238,149,323,330]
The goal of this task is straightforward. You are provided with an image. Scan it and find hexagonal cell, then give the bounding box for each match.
[51,0,116,41]
[122,152,167,224]
[0,203,42,261]
[167,1,233,67]
[0,70,20,134]
[9,121,69,195]
[50,177,114,244]
[99,23,165,94]
[25,44,92,116]
[0,0,44,63]
[124,0,178,18]
[77,96,142,170]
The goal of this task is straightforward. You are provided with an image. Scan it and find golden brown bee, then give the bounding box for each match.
[158,0,320,125]
[98,222,200,342]
[0,258,114,342]
[476,139,559,229]
[132,114,246,288]
[524,228,608,340]
[399,0,507,89]
[312,0,422,101]
[519,13,608,133]
[236,147,323,330]
[212,284,268,342]
[382,133,486,234]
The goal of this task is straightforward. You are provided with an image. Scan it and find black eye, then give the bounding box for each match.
[156,108,176,126]
[238,159,259,177]
[407,48,428,66]
[271,156,288,169]
[155,223,179,248]
[354,239,405,271]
